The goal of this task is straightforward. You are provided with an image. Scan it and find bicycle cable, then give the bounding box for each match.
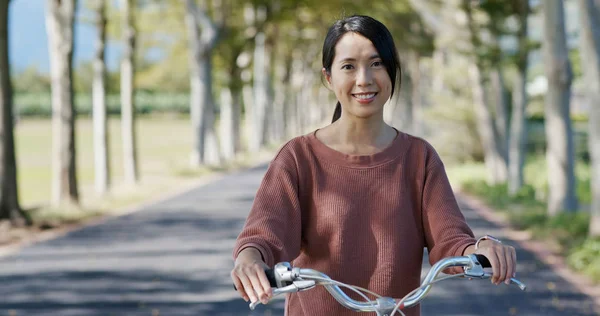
[390,273,466,316]
[305,275,379,311]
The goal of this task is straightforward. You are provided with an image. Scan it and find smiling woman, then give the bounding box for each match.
[231,14,518,316]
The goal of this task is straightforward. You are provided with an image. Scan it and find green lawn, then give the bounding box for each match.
[15,116,194,210]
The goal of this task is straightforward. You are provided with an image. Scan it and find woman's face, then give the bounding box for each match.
[323,32,392,120]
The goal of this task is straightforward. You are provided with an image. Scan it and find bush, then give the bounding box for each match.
[545,212,590,250]
[577,178,591,204]
[463,181,510,209]
[567,238,600,282]
[14,92,192,118]
[506,207,546,230]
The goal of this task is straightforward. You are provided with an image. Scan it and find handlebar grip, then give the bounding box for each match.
[233,268,278,291]
[475,254,491,268]
[265,268,278,287]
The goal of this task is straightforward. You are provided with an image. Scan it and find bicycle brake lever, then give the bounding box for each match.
[249,280,316,310]
[463,270,527,291]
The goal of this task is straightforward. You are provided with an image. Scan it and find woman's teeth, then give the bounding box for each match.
[354,93,376,99]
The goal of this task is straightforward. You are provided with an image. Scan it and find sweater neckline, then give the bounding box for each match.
[305,127,407,167]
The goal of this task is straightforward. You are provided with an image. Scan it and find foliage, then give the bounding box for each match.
[14,93,191,117]
[567,238,600,282]
[452,155,597,282]
[12,66,51,93]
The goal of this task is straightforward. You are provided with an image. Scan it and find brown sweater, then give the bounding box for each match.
[233,129,476,316]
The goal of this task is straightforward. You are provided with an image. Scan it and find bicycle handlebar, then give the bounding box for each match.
[249,254,526,315]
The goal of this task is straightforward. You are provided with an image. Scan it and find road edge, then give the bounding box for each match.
[458,191,600,315]
[0,152,276,259]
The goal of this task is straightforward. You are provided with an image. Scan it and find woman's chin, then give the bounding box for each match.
[349,107,384,119]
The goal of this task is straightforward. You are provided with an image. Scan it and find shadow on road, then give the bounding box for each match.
[0,164,597,315]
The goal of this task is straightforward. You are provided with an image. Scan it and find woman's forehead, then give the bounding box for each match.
[334,32,379,62]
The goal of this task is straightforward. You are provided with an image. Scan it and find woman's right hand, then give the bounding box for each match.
[230,247,273,304]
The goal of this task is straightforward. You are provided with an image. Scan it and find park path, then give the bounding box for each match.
[0,163,597,316]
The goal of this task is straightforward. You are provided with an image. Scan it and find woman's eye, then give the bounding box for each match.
[372,61,383,67]
[341,64,354,70]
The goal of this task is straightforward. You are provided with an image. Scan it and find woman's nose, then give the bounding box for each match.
[356,68,373,86]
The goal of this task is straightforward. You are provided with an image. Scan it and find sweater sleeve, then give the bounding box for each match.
[232,160,303,267]
[421,145,476,274]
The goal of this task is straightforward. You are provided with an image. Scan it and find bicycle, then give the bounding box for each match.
[242,254,527,316]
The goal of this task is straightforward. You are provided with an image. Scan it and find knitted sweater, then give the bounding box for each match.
[233,129,476,316]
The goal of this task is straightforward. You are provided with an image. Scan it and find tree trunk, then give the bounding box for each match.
[220,48,243,161]
[509,67,528,195]
[0,0,29,226]
[463,2,507,184]
[542,0,578,215]
[46,0,79,207]
[432,49,447,94]
[250,30,269,152]
[491,66,509,158]
[271,46,290,143]
[184,0,220,166]
[219,81,235,160]
[469,62,508,184]
[577,0,600,235]
[201,59,220,165]
[409,50,422,136]
[289,48,305,136]
[93,0,110,195]
[241,69,253,150]
[394,58,413,133]
[120,0,138,185]
[508,0,529,196]
[231,89,242,154]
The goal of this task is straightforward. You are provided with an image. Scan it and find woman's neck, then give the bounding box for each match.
[322,115,397,155]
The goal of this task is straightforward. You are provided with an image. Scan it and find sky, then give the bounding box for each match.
[8,0,581,76]
[9,0,121,74]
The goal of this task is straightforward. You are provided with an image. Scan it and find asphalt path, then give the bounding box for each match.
[0,164,597,316]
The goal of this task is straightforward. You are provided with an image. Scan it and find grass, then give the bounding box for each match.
[15,116,194,209]
[12,116,281,227]
[446,156,600,282]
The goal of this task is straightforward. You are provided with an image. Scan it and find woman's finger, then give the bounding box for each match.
[257,267,272,300]
[488,250,501,285]
[504,246,515,285]
[231,270,249,302]
[496,246,507,284]
[253,265,272,302]
[510,247,518,281]
[238,271,258,303]
[246,266,269,304]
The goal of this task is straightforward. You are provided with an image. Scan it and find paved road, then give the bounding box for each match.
[0,164,597,316]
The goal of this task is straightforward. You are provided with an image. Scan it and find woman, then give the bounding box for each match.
[230,15,517,316]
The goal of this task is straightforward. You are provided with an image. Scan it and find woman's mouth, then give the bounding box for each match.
[352,92,377,103]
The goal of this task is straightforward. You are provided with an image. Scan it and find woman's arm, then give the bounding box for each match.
[231,157,303,304]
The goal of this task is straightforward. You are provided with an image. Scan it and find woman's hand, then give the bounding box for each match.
[473,239,517,285]
[231,247,273,304]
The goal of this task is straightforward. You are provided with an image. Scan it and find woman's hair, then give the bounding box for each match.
[322,15,401,123]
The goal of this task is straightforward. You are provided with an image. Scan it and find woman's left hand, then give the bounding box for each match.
[471,239,517,285]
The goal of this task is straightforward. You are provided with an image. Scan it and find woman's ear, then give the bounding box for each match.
[322,68,332,87]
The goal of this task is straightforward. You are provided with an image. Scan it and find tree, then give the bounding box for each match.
[0,0,30,225]
[576,0,600,236]
[508,0,531,196]
[92,0,110,194]
[121,0,139,185]
[46,0,79,207]
[542,0,578,215]
[463,0,509,184]
[184,0,223,166]
[249,4,269,152]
